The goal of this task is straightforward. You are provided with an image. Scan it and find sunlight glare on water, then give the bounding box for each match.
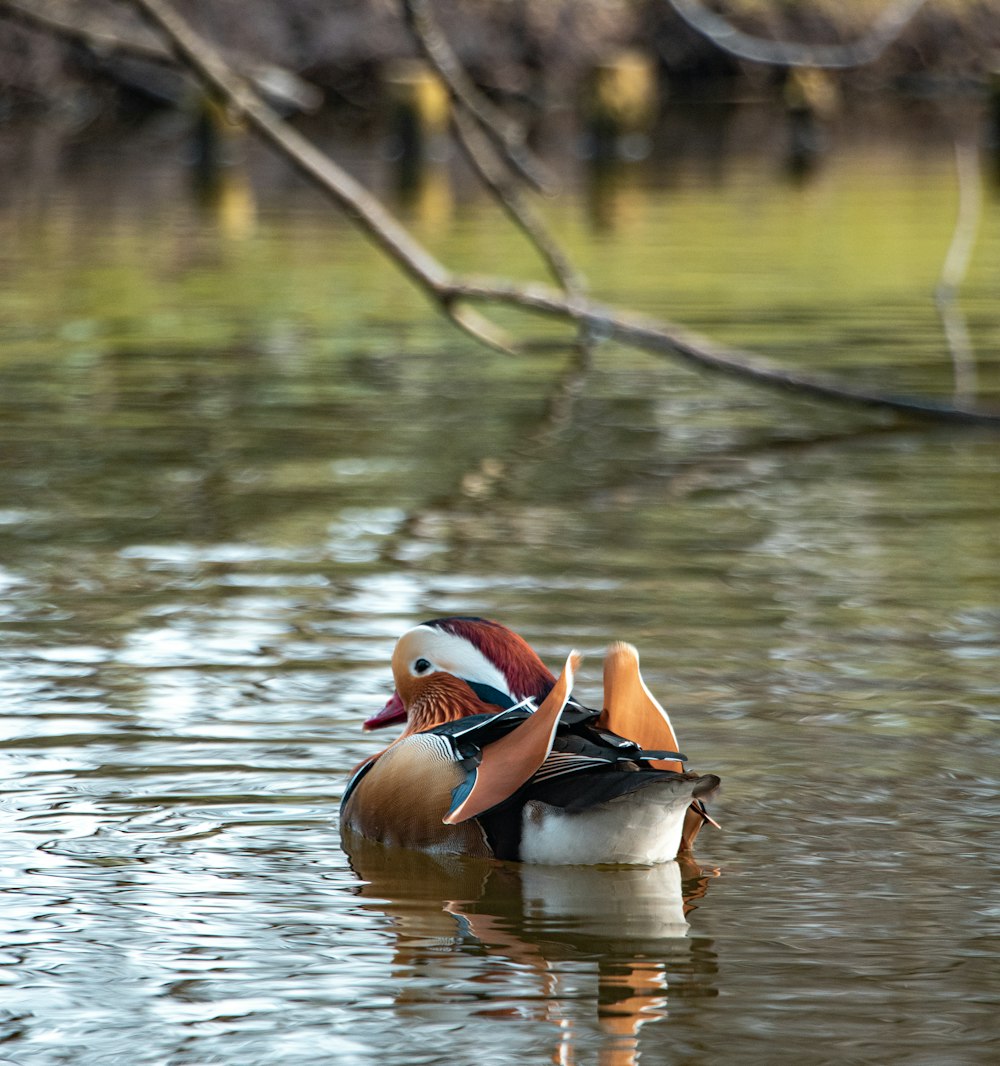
[1,101,999,1065]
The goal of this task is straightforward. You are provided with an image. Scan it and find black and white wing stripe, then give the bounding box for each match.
[531,750,615,784]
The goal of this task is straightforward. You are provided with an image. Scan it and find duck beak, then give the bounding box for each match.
[363,690,407,731]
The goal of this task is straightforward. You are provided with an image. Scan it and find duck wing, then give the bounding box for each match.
[443,652,580,824]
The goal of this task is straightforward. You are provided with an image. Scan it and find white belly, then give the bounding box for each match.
[518,787,691,865]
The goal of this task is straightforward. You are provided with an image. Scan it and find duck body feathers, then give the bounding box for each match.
[341,733,493,857]
[340,617,720,865]
[341,699,719,864]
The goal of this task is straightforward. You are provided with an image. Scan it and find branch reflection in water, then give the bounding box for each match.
[343,834,719,1064]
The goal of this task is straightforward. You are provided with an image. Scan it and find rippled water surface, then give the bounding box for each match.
[1,103,999,1065]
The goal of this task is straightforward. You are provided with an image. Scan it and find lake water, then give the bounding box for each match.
[1,99,998,1065]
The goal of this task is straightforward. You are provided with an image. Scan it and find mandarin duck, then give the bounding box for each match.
[340,617,720,865]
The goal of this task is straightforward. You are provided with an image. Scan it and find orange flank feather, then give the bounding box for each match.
[444,652,581,825]
[599,642,683,773]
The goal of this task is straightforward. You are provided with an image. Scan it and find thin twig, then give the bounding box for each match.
[405,3,589,344]
[450,104,585,298]
[936,140,983,403]
[666,0,931,69]
[127,0,1000,428]
[401,0,554,194]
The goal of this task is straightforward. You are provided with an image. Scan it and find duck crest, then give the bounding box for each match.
[421,617,555,700]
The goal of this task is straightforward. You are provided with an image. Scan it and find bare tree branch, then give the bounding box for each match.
[666,0,932,69]
[0,0,322,112]
[2,0,167,63]
[125,0,1000,428]
[448,279,1000,425]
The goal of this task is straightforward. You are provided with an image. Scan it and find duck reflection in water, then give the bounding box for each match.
[342,836,720,1065]
[340,617,721,1061]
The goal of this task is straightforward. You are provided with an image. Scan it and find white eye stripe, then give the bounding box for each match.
[405,626,513,695]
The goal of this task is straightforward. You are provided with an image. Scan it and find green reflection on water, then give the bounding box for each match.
[0,102,998,1066]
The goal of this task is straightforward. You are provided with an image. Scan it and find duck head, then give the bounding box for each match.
[364,617,556,735]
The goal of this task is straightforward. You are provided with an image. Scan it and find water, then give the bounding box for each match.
[1,101,999,1065]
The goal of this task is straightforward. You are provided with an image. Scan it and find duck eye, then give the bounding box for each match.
[413,658,432,675]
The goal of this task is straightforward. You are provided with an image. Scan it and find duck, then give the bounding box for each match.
[340,617,720,865]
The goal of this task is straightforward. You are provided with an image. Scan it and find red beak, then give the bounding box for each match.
[363,690,407,731]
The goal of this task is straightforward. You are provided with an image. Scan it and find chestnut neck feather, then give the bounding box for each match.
[403,674,505,736]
